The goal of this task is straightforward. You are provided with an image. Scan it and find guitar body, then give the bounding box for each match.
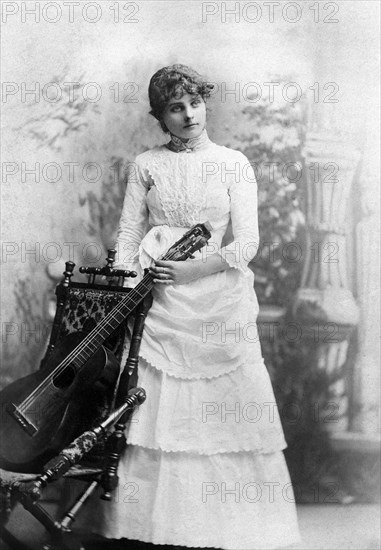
[0,332,120,472]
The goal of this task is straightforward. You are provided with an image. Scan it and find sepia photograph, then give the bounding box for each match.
[0,1,380,549]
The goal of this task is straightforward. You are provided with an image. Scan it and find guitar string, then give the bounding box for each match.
[19,269,157,410]
[19,242,199,411]
[19,271,158,410]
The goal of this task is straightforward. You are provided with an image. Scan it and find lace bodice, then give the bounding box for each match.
[115,138,259,276]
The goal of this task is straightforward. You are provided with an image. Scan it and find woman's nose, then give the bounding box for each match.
[184,108,194,120]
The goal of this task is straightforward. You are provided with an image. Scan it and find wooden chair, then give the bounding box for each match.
[0,251,152,550]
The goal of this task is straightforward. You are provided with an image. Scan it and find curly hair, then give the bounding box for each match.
[148,64,214,132]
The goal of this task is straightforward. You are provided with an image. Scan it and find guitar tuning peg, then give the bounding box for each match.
[106,249,116,268]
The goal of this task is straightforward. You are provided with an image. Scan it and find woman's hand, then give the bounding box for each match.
[149,253,231,285]
[149,259,202,285]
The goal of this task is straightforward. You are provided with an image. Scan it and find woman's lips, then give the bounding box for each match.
[184,123,198,128]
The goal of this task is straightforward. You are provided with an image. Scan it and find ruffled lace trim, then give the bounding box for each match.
[166,128,212,153]
[138,349,247,380]
[217,247,247,274]
[124,355,287,454]
[125,440,287,456]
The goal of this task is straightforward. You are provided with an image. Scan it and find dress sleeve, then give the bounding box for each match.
[114,159,150,280]
[218,152,260,273]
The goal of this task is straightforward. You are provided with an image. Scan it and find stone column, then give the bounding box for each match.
[351,142,380,435]
[293,132,360,431]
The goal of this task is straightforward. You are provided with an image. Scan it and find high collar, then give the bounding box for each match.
[166,128,212,153]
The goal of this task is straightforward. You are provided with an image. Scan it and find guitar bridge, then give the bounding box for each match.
[6,402,38,436]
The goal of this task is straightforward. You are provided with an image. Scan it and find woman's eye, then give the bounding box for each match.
[192,99,201,106]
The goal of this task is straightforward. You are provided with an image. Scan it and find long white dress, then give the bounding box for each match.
[90,131,300,549]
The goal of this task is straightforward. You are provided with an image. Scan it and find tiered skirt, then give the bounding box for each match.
[85,255,300,548]
[88,358,300,550]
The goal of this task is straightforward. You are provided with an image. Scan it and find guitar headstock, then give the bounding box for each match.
[161,222,213,262]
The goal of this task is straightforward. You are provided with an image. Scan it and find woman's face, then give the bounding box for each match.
[161,92,206,141]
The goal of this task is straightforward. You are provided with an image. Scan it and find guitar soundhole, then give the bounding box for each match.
[53,366,76,389]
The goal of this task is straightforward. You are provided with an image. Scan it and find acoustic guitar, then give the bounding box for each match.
[0,222,212,472]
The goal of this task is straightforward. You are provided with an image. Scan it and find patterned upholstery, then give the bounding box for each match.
[55,285,133,355]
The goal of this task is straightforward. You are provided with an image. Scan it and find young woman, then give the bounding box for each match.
[92,64,300,550]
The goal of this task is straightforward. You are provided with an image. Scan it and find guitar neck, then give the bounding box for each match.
[65,221,211,372]
[71,272,154,369]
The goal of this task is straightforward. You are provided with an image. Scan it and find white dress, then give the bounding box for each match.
[89,132,300,549]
